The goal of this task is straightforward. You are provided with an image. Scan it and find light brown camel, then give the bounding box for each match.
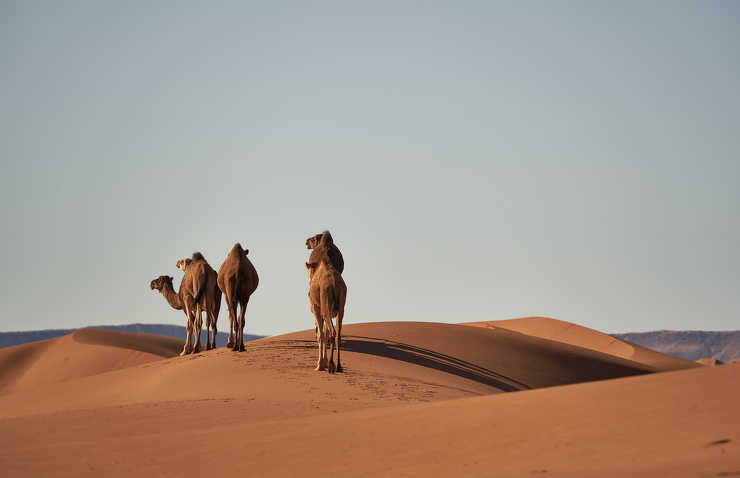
[306,231,344,274]
[176,252,222,350]
[306,234,347,373]
[173,252,211,355]
[217,243,259,352]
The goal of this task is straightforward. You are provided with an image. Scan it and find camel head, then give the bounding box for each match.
[176,258,192,271]
[150,275,174,291]
[306,234,322,249]
[306,230,333,249]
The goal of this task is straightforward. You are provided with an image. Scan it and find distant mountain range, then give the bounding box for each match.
[612,330,740,363]
[0,323,266,350]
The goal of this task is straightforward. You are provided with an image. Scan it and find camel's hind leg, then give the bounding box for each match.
[192,304,204,353]
[234,297,248,352]
[335,310,343,372]
[224,289,236,349]
[208,308,217,350]
[312,307,325,370]
[325,318,336,374]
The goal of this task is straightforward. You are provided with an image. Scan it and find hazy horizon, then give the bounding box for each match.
[2,1,739,336]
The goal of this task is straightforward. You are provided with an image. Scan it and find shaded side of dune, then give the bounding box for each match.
[0,340,53,393]
[465,317,699,372]
[72,328,182,357]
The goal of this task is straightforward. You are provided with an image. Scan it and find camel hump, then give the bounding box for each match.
[191,252,205,262]
[320,230,334,246]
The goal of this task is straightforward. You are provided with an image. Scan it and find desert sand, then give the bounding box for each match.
[0,319,737,477]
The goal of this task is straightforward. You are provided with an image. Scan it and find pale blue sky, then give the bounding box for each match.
[2,1,738,335]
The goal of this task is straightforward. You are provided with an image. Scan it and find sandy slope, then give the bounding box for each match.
[0,320,735,477]
[0,329,180,394]
[465,316,699,371]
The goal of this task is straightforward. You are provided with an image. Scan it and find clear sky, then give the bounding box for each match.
[2,1,739,335]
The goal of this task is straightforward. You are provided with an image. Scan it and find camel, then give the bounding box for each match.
[175,253,222,351]
[306,231,344,274]
[173,252,212,355]
[217,243,259,352]
[306,234,347,373]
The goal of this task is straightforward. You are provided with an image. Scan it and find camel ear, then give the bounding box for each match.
[245,249,249,255]
[305,262,317,270]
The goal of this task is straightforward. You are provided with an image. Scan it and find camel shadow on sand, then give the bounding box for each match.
[273,336,531,392]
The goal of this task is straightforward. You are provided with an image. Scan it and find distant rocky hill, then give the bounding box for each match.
[612,330,740,363]
[0,324,265,349]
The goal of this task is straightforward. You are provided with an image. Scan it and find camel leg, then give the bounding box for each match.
[209,307,217,350]
[235,298,248,352]
[181,303,193,356]
[335,311,343,373]
[224,290,235,349]
[206,316,212,351]
[326,319,336,374]
[313,310,324,370]
[192,305,203,353]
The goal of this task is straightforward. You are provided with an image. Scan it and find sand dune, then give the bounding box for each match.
[0,322,656,418]
[465,316,699,371]
[0,329,180,394]
[0,320,736,477]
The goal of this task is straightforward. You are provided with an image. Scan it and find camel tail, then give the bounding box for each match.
[227,269,239,308]
[193,277,207,303]
[213,286,222,319]
[321,286,339,322]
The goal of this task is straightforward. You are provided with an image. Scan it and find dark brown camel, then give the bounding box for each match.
[176,252,222,350]
[306,234,347,373]
[217,243,259,351]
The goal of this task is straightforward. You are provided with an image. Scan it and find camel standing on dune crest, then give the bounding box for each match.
[306,232,347,373]
[176,253,221,351]
[217,243,259,352]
